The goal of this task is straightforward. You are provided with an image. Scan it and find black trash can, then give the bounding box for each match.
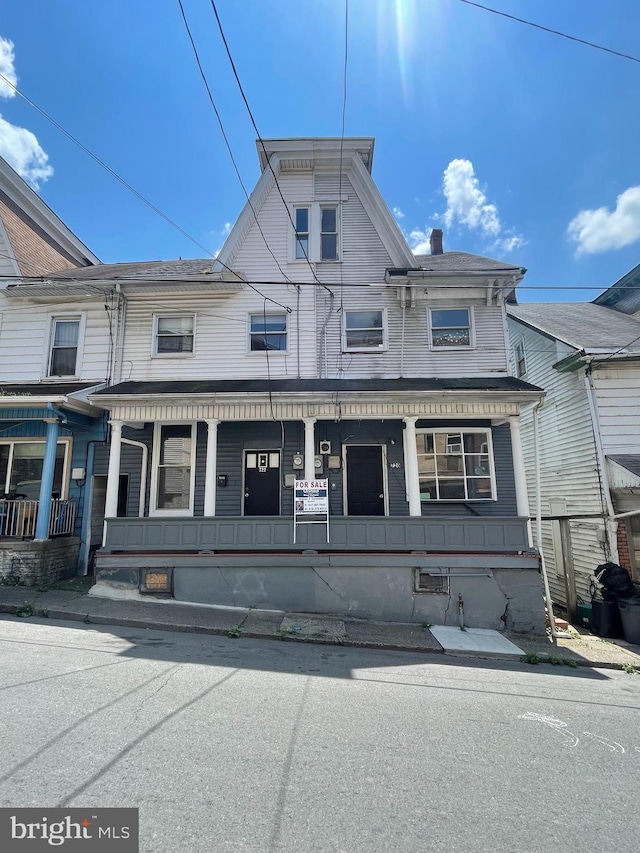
[590,599,623,639]
[618,599,640,645]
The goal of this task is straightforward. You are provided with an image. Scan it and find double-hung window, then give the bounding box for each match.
[295,207,310,260]
[153,424,194,513]
[514,340,526,377]
[250,314,287,352]
[320,206,338,260]
[0,439,69,500]
[429,308,472,348]
[343,310,385,351]
[154,315,195,355]
[416,429,494,501]
[49,318,80,377]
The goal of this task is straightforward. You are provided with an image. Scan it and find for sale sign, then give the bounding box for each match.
[294,480,329,514]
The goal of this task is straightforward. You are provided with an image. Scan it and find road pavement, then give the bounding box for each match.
[1,615,639,852]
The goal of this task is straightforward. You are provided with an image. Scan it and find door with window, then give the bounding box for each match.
[345,445,385,516]
[243,451,280,516]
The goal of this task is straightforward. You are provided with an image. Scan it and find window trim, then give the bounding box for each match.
[149,422,196,517]
[342,308,387,352]
[428,306,474,350]
[293,206,310,261]
[320,204,339,262]
[415,427,496,502]
[289,202,342,263]
[514,339,527,377]
[0,436,72,500]
[152,313,196,358]
[248,312,288,355]
[45,314,86,379]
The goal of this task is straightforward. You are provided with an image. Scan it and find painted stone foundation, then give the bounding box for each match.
[95,552,545,634]
[0,539,81,587]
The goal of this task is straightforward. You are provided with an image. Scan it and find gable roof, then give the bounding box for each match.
[0,155,99,274]
[592,263,640,315]
[508,303,640,352]
[415,251,524,274]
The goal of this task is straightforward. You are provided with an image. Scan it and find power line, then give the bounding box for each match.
[456,0,640,65]
[176,0,292,285]
[0,70,291,314]
[208,0,333,295]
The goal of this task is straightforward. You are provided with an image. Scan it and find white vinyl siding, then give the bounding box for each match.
[591,365,640,456]
[0,301,110,383]
[507,316,607,606]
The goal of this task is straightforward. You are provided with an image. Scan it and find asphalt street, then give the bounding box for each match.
[0,614,639,853]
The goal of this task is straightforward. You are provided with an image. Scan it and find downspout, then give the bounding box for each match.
[113,282,126,385]
[583,361,618,560]
[399,286,406,378]
[532,398,569,638]
[121,437,148,517]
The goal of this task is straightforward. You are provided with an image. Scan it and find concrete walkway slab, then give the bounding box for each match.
[430,626,524,659]
[280,615,346,639]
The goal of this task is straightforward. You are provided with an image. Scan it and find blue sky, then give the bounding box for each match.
[0,0,639,303]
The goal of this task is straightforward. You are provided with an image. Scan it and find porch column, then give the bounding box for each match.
[34,418,60,540]
[303,417,316,480]
[204,419,220,516]
[104,419,123,524]
[403,416,421,517]
[509,416,530,517]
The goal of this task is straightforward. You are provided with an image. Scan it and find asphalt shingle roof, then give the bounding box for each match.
[608,456,640,478]
[93,377,541,396]
[37,259,221,281]
[414,252,523,273]
[508,303,640,352]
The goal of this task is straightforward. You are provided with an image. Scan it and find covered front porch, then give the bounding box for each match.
[0,382,106,585]
[90,378,544,632]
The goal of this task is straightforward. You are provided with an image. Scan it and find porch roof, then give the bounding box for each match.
[0,381,105,417]
[92,377,542,396]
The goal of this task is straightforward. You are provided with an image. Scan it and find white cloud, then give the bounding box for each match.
[442,159,501,236]
[568,186,640,254]
[0,38,17,98]
[0,115,53,188]
[408,227,431,254]
[221,221,232,236]
[0,36,53,189]
[392,206,405,220]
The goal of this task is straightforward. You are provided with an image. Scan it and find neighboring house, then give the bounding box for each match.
[0,155,106,583]
[79,137,544,633]
[507,288,640,618]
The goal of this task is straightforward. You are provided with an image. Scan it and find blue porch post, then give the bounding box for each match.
[35,418,60,540]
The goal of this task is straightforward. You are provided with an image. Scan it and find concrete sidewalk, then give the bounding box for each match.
[0,584,639,671]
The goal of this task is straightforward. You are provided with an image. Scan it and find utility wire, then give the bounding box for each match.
[456,0,640,65]
[176,0,292,285]
[0,70,290,313]
[208,0,333,295]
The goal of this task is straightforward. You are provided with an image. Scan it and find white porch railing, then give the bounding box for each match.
[0,499,77,539]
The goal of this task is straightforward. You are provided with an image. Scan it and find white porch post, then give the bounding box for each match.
[509,416,532,544]
[303,417,316,480]
[403,416,421,516]
[103,419,123,545]
[204,419,220,516]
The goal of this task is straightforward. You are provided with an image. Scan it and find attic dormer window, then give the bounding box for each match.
[295,207,309,260]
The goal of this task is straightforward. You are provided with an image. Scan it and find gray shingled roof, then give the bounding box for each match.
[508,303,640,352]
[608,456,640,478]
[93,377,541,396]
[414,251,523,273]
[38,259,221,281]
[0,382,99,396]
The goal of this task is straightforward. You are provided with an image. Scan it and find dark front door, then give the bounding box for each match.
[243,451,280,516]
[346,445,385,515]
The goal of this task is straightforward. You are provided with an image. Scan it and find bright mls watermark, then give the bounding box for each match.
[0,809,138,851]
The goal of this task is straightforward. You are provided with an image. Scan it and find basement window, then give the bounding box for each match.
[414,571,450,594]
